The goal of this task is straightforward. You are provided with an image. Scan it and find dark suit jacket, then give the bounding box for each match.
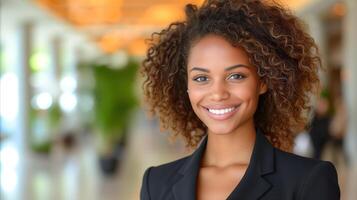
[140,129,340,200]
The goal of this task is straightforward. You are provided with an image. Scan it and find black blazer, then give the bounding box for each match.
[140,129,340,200]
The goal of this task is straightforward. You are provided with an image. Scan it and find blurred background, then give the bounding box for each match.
[0,0,356,199]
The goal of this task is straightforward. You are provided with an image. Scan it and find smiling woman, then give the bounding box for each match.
[187,35,267,136]
[140,0,340,200]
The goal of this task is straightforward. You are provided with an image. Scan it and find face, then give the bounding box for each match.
[187,35,267,135]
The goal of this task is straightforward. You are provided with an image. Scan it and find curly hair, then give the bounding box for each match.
[141,0,321,152]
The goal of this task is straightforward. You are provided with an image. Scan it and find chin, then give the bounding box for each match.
[207,125,236,135]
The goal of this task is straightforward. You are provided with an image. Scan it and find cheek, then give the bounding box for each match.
[233,82,260,100]
[235,89,259,101]
[188,91,202,106]
[187,82,206,105]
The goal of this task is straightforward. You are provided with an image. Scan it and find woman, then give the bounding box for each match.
[140,0,340,199]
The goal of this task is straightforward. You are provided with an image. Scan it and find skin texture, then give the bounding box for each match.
[187,34,267,200]
[196,163,247,200]
[141,0,321,152]
[187,35,267,137]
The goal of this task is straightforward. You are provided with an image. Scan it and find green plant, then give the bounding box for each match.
[93,58,139,153]
[48,101,62,128]
[29,101,63,154]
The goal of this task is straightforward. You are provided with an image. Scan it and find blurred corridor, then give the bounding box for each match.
[1,0,357,199]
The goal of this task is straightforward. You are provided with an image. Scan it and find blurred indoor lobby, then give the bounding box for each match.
[1,0,357,199]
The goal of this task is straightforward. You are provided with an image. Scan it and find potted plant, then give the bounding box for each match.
[92,58,139,175]
[30,100,62,154]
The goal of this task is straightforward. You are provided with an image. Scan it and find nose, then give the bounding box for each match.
[209,80,229,101]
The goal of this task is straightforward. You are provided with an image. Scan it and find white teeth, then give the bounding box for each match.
[208,107,236,115]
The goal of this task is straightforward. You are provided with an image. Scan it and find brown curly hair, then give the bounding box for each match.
[141,0,321,152]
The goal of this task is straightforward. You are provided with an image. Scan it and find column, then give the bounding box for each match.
[303,13,329,87]
[17,21,34,200]
[342,0,357,167]
[18,21,33,154]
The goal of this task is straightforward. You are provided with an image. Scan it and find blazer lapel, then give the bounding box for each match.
[172,136,207,200]
[227,128,275,199]
[172,128,275,200]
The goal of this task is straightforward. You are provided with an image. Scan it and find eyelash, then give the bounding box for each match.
[228,74,246,80]
[193,73,246,82]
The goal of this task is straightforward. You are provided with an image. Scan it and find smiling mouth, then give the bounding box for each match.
[204,105,239,115]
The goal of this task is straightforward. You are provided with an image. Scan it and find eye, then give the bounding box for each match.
[193,76,209,82]
[228,73,246,80]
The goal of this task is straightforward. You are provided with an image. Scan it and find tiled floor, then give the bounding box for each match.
[1,110,356,200]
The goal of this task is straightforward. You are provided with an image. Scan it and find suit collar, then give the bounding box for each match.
[226,128,274,199]
[172,128,275,200]
[172,135,207,200]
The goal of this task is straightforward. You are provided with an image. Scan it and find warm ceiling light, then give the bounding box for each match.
[127,38,148,56]
[331,2,346,17]
[267,0,311,10]
[97,32,122,53]
[141,4,185,26]
[35,0,123,26]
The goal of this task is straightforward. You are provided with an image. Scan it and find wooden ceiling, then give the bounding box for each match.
[34,0,310,54]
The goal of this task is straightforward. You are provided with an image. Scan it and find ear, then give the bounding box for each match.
[259,82,268,95]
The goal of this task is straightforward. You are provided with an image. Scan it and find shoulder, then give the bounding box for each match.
[140,156,190,200]
[274,148,336,176]
[274,148,324,170]
[273,149,340,199]
[147,155,189,180]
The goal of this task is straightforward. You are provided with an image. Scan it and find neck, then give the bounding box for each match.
[202,121,256,168]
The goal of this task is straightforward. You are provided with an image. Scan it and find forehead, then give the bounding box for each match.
[187,35,251,70]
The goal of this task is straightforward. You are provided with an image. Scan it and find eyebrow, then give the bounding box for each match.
[189,64,249,73]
